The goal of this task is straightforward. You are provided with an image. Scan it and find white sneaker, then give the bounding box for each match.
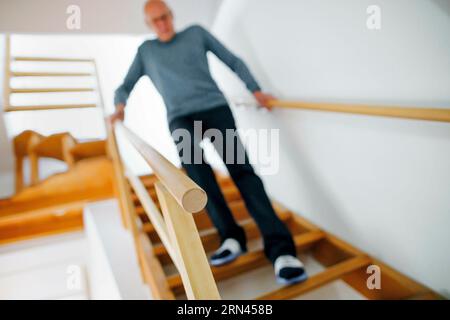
[210,238,244,266]
[274,255,308,285]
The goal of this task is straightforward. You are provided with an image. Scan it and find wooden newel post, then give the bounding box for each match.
[155,182,221,300]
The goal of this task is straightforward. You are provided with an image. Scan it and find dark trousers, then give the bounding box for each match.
[168,105,296,263]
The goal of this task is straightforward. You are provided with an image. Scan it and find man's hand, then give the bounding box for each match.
[253,91,276,111]
[109,104,126,124]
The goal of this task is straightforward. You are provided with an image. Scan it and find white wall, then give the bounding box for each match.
[210,0,450,297]
[0,33,183,182]
[1,0,449,298]
[0,36,13,174]
[0,0,222,33]
[0,200,150,300]
[84,200,151,300]
[0,232,89,299]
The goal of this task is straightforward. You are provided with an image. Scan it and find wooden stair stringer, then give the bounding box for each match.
[133,174,443,300]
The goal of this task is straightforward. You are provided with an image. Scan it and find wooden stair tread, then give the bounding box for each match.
[11,71,93,77]
[167,231,326,295]
[12,56,94,62]
[30,132,75,160]
[256,255,372,300]
[69,140,107,161]
[11,87,95,93]
[5,104,97,111]
[1,157,114,215]
[153,210,293,265]
[0,209,83,245]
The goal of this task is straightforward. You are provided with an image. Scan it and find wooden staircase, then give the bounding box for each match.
[0,159,114,244]
[127,173,442,300]
[1,166,441,299]
[1,35,444,300]
[1,36,110,245]
[13,130,107,192]
[0,132,112,245]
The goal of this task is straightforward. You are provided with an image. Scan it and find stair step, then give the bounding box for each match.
[140,199,251,243]
[167,230,325,295]
[31,132,76,160]
[11,87,95,93]
[13,56,94,62]
[256,255,372,300]
[0,209,83,245]
[69,140,106,161]
[11,71,93,77]
[6,104,97,111]
[153,211,292,265]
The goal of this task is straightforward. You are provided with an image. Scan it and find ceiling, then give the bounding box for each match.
[0,0,223,34]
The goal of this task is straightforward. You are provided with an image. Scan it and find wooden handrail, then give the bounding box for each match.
[11,72,93,77]
[114,122,219,299]
[5,104,97,112]
[268,100,450,123]
[11,88,95,93]
[114,124,219,300]
[12,56,94,62]
[125,168,182,272]
[115,122,207,214]
[155,182,221,299]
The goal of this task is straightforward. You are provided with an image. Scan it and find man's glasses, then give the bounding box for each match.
[152,12,171,24]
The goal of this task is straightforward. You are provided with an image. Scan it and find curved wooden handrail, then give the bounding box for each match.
[115,122,207,214]
[268,100,450,123]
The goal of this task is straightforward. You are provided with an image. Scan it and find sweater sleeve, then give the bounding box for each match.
[199,26,261,93]
[114,48,144,107]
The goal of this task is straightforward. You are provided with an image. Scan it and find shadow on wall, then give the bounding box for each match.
[432,0,450,17]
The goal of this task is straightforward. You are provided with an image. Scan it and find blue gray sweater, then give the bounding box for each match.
[114,25,261,124]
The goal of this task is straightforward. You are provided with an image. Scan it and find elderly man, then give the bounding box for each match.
[110,0,306,285]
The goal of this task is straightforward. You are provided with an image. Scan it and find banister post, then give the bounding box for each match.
[105,123,134,229]
[155,182,221,300]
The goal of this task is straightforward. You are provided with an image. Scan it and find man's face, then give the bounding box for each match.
[145,1,175,42]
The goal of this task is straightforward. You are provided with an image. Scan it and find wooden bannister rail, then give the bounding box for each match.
[114,121,220,299]
[155,182,220,300]
[125,169,182,272]
[115,122,207,214]
[268,100,450,123]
